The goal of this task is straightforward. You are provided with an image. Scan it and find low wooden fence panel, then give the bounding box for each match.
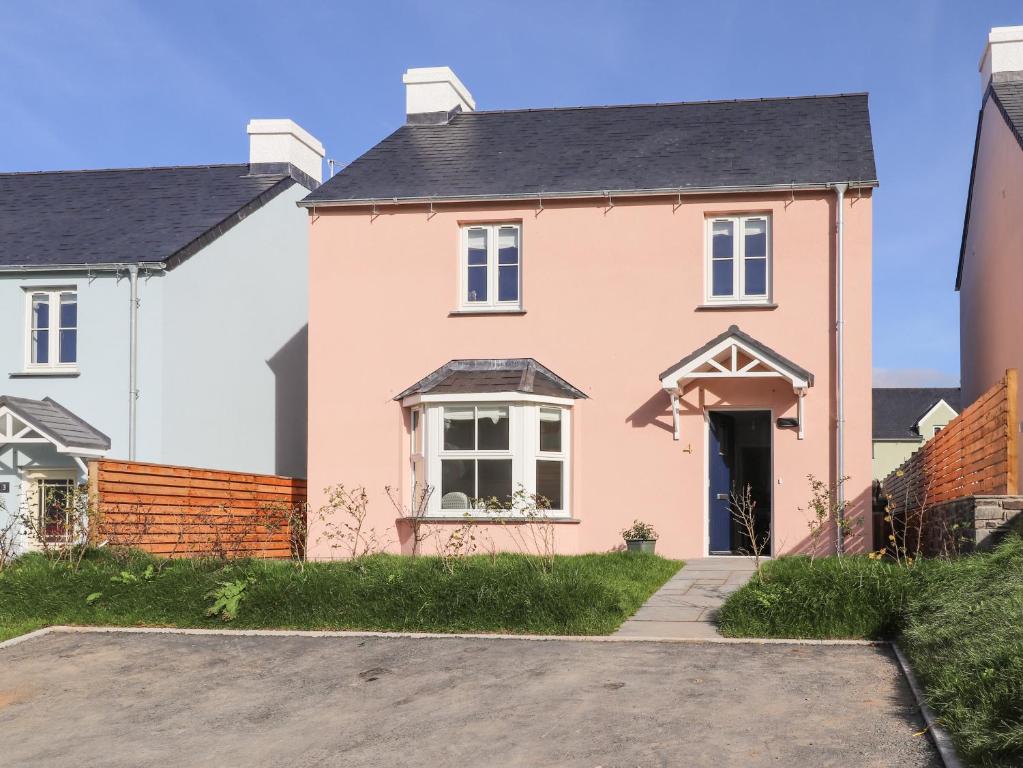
[89,460,306,559]
[881,370,1018,545]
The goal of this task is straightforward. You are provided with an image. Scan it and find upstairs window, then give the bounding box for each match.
[26,289,78,370]
[706,215,771,304]
[460,224,522,310]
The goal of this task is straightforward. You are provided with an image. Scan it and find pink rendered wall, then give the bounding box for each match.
[307,191,873,559]
[960,98,1023,483]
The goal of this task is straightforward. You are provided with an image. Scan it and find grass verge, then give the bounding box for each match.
[0,549,681,638]
[718,536,1023,767]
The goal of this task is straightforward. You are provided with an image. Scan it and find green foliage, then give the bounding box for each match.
[205,578,253,621]
[0,548,681,637]
[85,592,102,605]
[718,555,914,639]
[900,536,1023,767]
[620,520,658,541]
[719,537,1023,767]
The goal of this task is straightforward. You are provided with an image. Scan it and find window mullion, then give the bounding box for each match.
[735,217,745,300]
[49,292,59,364]
[488,225,498,308]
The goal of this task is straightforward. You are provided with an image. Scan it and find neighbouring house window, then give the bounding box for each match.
[932,425,944,437]
[418,402,570,516]
[706,215,771,304]
[460,224,522,310]
[26,289,78,369]
[34,477,75,542]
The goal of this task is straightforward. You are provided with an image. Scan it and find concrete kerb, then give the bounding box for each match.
[892,643,965,768]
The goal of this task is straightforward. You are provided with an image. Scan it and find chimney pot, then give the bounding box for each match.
[246,119,325,184]
[402,67,475,122]
[979,26,1023,95]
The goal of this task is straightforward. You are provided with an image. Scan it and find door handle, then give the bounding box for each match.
[715,493,729,501]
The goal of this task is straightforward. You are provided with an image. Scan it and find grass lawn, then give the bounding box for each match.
[0,549,681,639]
[718,536,1023,768]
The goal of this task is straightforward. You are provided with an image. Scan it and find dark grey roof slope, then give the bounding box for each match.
[0,162,314,270]
[395,359,587,400]
[659,325,814,385]
[0,395,110,451]
[872,388,961,441]
[957,71,1023,289]
[304,94,877,205]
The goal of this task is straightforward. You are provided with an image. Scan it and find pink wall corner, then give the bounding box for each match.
[306,191,873,560]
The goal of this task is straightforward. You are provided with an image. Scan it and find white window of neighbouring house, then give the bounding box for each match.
[705,215,771,304]
[23,473,76,543]
[460,224,522,310]
[420,402,570,516]
[26,289,78,370]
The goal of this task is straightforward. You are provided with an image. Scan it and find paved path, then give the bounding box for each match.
[616,557,759,638]
[0,630,938,767]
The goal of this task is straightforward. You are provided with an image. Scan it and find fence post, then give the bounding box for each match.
[1007,369,1019,495]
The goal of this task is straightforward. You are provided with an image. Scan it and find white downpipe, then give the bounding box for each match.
[833,183,848,554]
[128,265,139,460]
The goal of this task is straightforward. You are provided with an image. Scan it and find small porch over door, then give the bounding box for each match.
[707,410,772,556]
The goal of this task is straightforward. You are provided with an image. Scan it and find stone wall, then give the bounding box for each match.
[917,495,1023,556]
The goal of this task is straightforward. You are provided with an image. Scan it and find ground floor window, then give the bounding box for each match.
[28,475,76,542]
[413,402,571,517]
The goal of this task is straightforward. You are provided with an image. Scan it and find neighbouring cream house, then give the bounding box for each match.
[303,67,877,560]
[872,388,961,481]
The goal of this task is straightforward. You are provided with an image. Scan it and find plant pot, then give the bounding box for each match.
[625,539,656,554]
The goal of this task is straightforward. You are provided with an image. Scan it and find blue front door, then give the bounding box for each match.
[708,412,733,554]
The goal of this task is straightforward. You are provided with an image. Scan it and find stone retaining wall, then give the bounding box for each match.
[918,495,1023,556]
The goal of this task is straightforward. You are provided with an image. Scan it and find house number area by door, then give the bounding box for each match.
[0,482,9,493]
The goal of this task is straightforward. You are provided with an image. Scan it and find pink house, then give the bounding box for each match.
[959,26,1023,482]
[302,68,877,560]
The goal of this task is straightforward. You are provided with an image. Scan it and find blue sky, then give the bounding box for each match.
[1,1,1018,386]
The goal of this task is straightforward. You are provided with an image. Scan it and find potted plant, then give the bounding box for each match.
[621,520,658,554]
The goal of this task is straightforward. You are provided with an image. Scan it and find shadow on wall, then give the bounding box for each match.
[267,324,308,478]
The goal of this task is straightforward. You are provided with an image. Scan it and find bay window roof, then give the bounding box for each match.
[396,359,587,402]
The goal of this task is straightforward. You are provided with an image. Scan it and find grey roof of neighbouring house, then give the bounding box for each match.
[658,325,814,386]
[0,162,315,270]
[395,359,587,401]
[0,395,110,452]
[303,93,877,205]
[957,71,1023,289]
[872,388,962,441]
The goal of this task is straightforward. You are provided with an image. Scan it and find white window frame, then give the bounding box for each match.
[21,468,79,547]
[458,223,523,311]
[417,400,571,518]
[704,214,772,305]
[24,288,79,372]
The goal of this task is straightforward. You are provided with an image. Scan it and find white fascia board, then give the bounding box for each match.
[401,392,576,408]
[659,336,809,391]
[915,399,957,430]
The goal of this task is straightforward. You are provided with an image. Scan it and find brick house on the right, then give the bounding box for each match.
[959,25,1023,481]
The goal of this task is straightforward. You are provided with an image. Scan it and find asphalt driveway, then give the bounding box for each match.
[1,630,939,767]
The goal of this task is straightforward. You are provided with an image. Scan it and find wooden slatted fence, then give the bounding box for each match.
[89,460,306,559]
[881,369,1018,523]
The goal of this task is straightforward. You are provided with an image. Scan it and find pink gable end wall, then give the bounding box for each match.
[961,97,1023,483]
[307,191,873,560]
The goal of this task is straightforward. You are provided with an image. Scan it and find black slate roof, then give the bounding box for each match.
[0,162,313,270]
[395,359,587,400]
[872,388,961,441]
[957,71,1023,289]
[304,94,877,204]
[0,395,110,451]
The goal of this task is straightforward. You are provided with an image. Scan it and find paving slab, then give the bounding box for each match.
[0,631,939,767]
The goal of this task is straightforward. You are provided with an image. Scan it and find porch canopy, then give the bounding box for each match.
[0,396,110,473]
[658,325,814,440]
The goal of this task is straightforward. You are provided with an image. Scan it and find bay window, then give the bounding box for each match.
[460,223,522,311]
[705,215,771,304]
[416,401,570,516]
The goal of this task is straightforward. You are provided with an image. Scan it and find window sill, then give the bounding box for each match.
[696,303,777,312]
[398,515,580,525]
[449,308,527,317]
[10,369,81,378]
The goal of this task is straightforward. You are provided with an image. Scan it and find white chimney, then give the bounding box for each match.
[246,119,325,183]
[979,26,1023,94]
[402,67,475,120]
